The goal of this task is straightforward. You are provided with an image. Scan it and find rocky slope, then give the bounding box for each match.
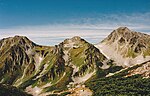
[125,60,150,78]
[95,27,150,67]
[0,36,111,96]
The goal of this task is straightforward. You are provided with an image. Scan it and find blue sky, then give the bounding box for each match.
[0,0,150,45]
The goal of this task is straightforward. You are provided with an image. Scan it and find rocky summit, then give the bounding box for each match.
[96,27,150,67]
[0,27,150,96]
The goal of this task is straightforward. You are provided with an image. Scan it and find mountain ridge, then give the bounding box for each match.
[0,27,150,96]
[0,35,110,96]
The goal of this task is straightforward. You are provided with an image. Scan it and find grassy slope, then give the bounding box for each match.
[42,66,73,93]
[85,64,150,96]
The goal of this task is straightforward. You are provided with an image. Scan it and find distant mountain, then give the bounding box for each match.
[0,27,150,96]
[95,27,150,67]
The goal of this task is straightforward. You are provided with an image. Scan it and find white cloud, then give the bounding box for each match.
[0,13,150,45]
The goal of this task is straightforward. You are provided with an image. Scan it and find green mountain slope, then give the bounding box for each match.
[0,36,111,96]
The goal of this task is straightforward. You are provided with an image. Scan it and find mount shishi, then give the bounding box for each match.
[0,27,150,96]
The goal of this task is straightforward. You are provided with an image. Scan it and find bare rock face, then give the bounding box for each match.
[96,27,150,67]
[126,61,150,78]
[102,27,150,57]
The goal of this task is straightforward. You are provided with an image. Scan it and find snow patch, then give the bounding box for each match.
[26,48,34,56]
[72,70,95,84]
[39,57,43,63]
[63,50,69,66]
[95,44,110,59]
[25,86,42,96]
[34,64,49,79]
[72,65,79,77]
[0,79,4,83]
[41,82,52,88]
[34,55,43,74]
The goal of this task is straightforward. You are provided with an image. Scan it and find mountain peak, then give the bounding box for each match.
[1,35,29,42]
[14,35,27,38]
[102,27,133,43]
[63,36,85,44]
[71,36,82,41]
[13,35,32,41]
[0,35,37,52]
[10,35,36,46]
[67,36,82,42]
[114,27,131,35]
[116,27,130,31]
[99,27,150,67]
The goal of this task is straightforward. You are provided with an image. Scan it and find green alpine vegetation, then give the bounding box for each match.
[85,61,150,96]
